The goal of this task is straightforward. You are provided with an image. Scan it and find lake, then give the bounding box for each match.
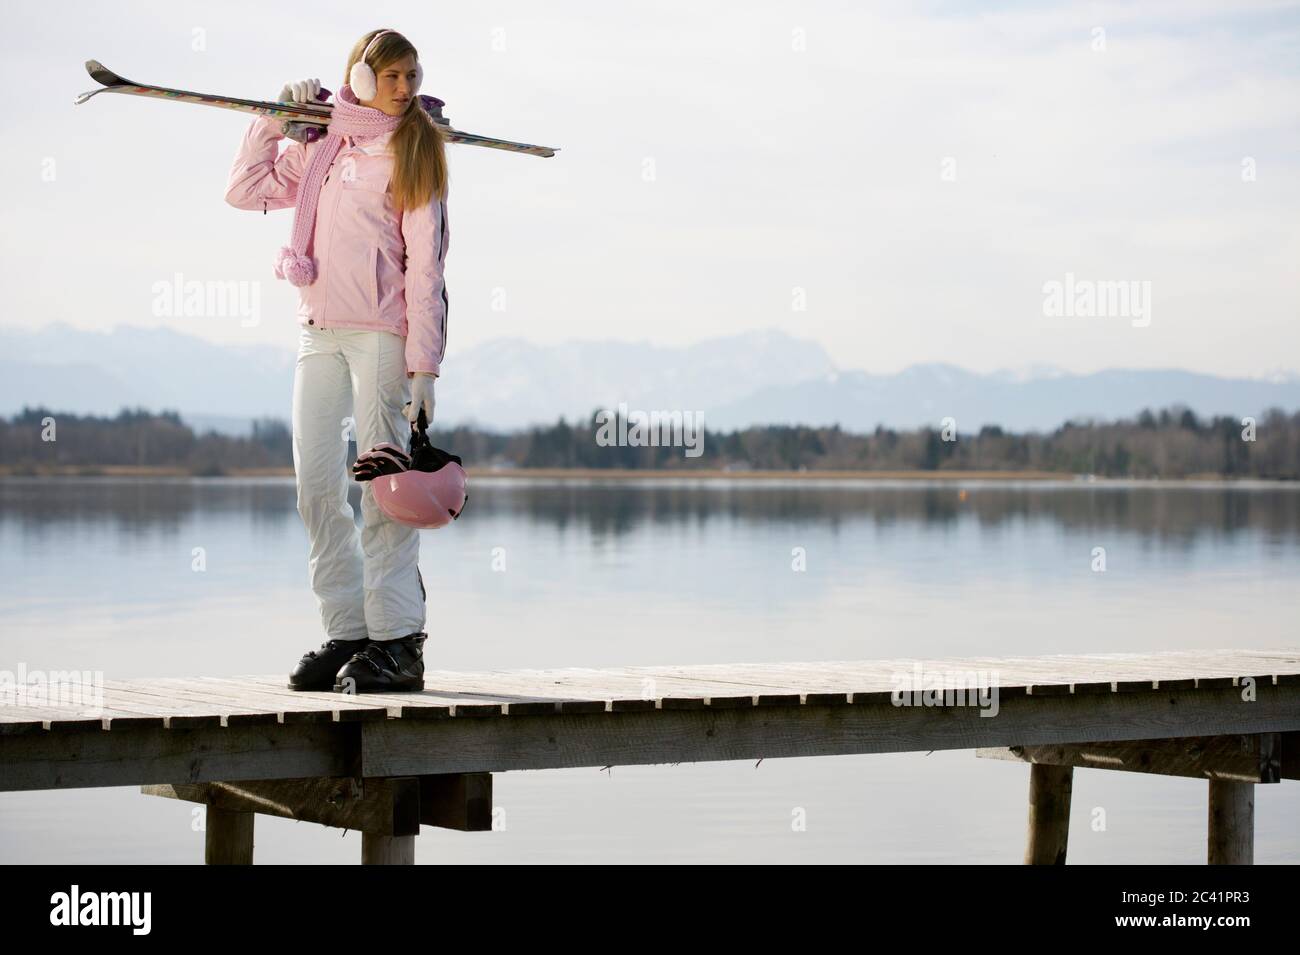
[1,476,1297,863]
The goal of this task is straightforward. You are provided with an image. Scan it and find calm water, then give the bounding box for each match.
[1,476,1298,864]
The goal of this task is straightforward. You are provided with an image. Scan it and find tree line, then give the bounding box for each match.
[1,405,1297,479]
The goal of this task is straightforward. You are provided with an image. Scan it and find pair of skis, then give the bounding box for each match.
[75,60,558,158]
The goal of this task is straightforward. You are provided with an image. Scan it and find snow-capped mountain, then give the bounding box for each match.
[2,323,1297,435]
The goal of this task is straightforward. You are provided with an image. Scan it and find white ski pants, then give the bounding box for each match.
[291,325,426,643]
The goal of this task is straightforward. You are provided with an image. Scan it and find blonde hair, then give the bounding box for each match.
[344,28,448,210]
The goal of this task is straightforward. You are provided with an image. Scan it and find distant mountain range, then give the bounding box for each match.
[3,322,1297,436]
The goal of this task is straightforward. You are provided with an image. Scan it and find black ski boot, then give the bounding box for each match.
[334,631,426,693]
[288,636,371,691]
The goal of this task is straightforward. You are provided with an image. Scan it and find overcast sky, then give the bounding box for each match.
[2,0,1297,378]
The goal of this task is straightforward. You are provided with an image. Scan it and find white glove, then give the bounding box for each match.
[405,374,437,427]
[276,77,322,104]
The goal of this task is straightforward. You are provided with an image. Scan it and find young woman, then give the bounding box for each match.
[224,28,449,693]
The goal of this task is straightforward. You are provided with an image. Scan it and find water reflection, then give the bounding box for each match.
[3,477,1297,547]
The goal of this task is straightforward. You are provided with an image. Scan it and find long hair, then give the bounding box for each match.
[344,28,448,210]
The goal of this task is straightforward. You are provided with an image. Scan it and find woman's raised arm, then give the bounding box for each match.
[224,115,310,212]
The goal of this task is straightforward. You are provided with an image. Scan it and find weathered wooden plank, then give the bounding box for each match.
[143,773,491,833]
[713,661,1003,702]
[251,668,714,713]
[191,678,391,722]
[127,678,333,725]
[1033,654,1172,694]
[0,703,103,735]
[144,776,422,836]
[102,678,322,723]
[239,674,494,713]
[165,680,337,724]
[0,723,353,792]
[190,676,389,713]
[561,653,1283,694]
[632,654,1140,696]
[415,668,722,708]
[362,683,1300,777]
[98,682,276,729]
[495,669,715,711]
[0,696,165,731]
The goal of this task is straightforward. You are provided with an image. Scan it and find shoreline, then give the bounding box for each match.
[0,465,1290,482]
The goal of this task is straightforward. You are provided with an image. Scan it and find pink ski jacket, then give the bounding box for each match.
[225,114,448,378]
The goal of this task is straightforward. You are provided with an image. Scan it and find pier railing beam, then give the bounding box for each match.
[1024,763,1073,865]
[1207,779,1253,865]
[204,805,254,865]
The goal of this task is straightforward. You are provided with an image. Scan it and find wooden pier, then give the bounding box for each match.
[2,648,1297,864]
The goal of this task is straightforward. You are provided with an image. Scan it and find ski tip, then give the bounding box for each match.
[84,59,128,87]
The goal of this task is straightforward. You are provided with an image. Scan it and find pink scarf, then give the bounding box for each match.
[274,84,403,286]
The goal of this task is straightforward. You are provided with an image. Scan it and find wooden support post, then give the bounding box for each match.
[420,772,493,830]
[143,773,491,864]
[1024,763,1072,865]
[362,832,414,865]
[1207,779,1253,865]
[205,805,254,865]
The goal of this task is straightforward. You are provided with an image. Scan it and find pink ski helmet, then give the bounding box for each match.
[352,409,467,529]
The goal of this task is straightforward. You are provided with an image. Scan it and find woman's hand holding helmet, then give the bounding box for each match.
[405,373,437,428]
